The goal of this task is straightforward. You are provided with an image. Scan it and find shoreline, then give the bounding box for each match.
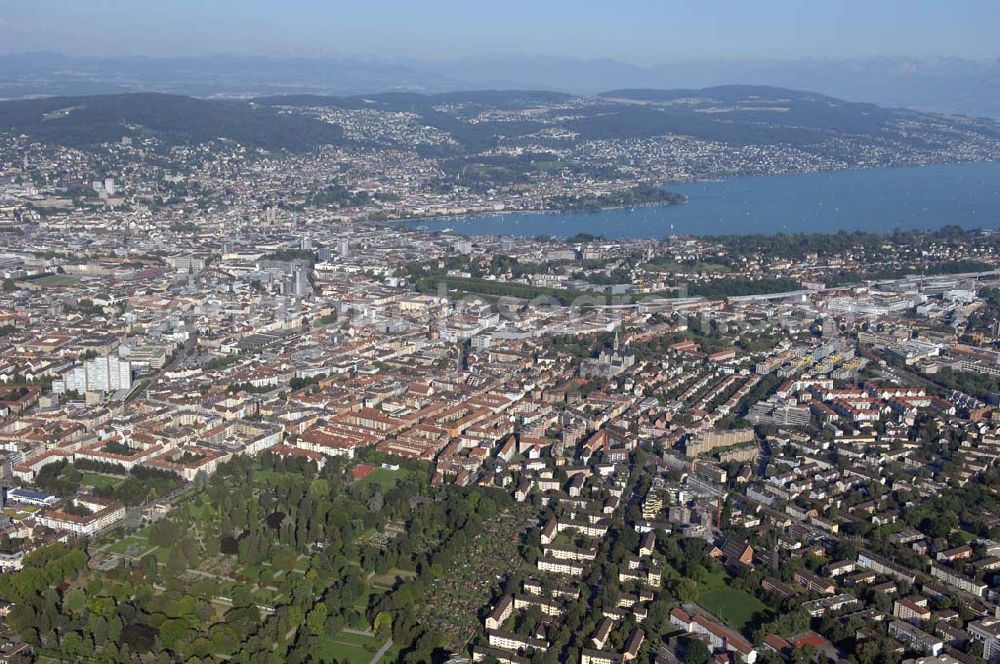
[377,158,999,229]
[385,198,688,229]
[374,160,1000,239]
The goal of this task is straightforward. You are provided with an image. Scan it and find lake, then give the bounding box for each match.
[407,161,1000,239]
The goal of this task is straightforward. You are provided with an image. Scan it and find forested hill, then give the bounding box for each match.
[0,93,344,152]
[1,86,999,156]
[257,85,1000,151]
[599,85,909,135]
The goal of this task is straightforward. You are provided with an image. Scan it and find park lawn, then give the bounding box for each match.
[36,655,71,664]
[180,498,218,523]
[335,631,384,648]
[371,567,416,588]
[252,587,277,605]
[258,565,284,584]
[188,578,223,600]
[203,579,237,602]
[250,468,289,485]
[697,569,727,590]
[533,160,563,172]
[240,564,269,583]
[81,472,123,489]
[108,536,155,557]
[696,570,772,632]
[150,543,187,565]
[31,274,78,288]
[5,506,40,521]
[952,530,978,544]
[349,612,373,631]
[312,639,377,664]
[385,643,403,661]
[550,528,598,549]
[697,586,770,631]
[354,588,388,612]
[874,520,907,537]
[357,467,405,490]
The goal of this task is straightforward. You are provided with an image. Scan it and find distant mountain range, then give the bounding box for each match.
[1,86,997,156]
[1,52,999,118]
[435,55,1000,119]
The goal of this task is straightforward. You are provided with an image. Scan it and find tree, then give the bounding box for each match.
[306,602,328,636]
[287,605,304,630]
[374,611,393,637]
[208,624,240,656]
[159,618,192,651]
[122,623,159,653]
[645,599,672,637]
[857,637,901,664]
[149,520,180,548]
[89,614,110,646]
[793,645,815,664]
[108,615,124,645]
[232,585,254,609]
[668,577,698,603]
[682,637,711,664]
[871,590,892,614]
[64,587,87,613]
[165,543,188,577]
[61,631,85,659]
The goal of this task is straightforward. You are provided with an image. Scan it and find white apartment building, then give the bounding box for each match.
[53,356,133,394]
[37,496,126,536]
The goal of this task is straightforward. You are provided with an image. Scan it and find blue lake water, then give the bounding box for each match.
[407,161,1000,239]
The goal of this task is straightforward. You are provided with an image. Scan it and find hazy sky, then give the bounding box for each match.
[2,0,998,63]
